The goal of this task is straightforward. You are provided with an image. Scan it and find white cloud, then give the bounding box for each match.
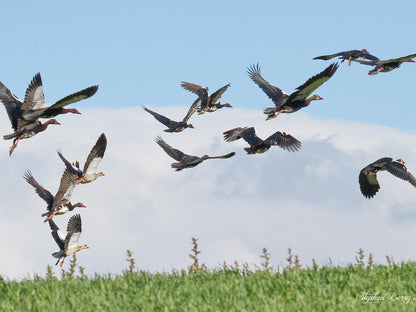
[1,106,416,280]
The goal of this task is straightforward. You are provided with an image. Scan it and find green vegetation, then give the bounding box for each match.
[1,240,416,311]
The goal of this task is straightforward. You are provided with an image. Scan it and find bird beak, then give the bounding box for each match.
[317,96,323,100]
[410,59,415,63]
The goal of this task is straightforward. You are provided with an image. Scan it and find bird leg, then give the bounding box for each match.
[60,257,66,267]
[348,56,352,66]
[372,67,384,75]
[9,135,23,156]
[44,211,58,222]
[265,110,284,121]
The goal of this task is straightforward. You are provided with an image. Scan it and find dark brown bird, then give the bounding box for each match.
[3,119,61,156]
[24,169,85,222]
[353,53,416,75]
[223,127,301,154]
[359,157,416,198]
[181,82,232,114]
[313,49,379,65]
[155,136,235,171]
[58,133,107,184]
[143,105,195,132]
[49,214,89,266]
[248,63,339,121]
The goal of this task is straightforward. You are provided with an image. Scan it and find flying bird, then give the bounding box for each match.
[0,74,62,155]
[2,72,98,122]
[155,136,235,171]
[58,133,107,184]
[181,82,232,114]
[248,63,339,121]
[24,169,85,222]
[143,105,196,132]
[0,73,98,155]
[3,119,61,155]
[313,49,379,65]
[353,53,416,75]
[223,127,301,154]
[359,157,416,198]
[48,214,89,266]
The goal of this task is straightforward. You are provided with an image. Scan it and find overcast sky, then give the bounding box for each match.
[1,1,416,279]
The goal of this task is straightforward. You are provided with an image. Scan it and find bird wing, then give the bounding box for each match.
[247,64,289,107]
[353,59,379,66]
[50,85,98,109]
[0,81,23,131]
[182,97,201,123]
[23,170,54,208]
[181,82,209,109]
[288,63,339,102]
[355,53,416,66]
[65,214,82,250]
[83,133,107,175]
[312,52,342,60]
[358,169,380,199]
[143,106,172,127]
[385,161,416,187]
[223,127,249,142]
[208,83,230,105]
[48,219,65,250]
[207,152,236,160]
[266,131,302,152]
[57,151,82,176]
[155,136,187,161]
[53,169,77,208]
[22,73,45,110]
[377,53,416,65]
[239,127,264,146]
[362,53,379,61]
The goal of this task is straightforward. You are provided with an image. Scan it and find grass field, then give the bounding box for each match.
[1,241,416,311]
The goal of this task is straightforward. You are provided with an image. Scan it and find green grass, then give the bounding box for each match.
[1,243,416,311]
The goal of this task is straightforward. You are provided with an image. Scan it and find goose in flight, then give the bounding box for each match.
[48,214,89,266]
[248,63,339,121]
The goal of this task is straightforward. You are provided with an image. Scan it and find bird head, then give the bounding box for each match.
[312,94,323,101]
[62,108,81,115]
[47,119,61,126]
[79,244,90,250]
[396,158,405,164]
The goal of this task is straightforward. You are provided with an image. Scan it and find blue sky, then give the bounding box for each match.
[1,1,416,279]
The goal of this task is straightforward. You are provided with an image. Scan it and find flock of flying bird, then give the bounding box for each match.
[0,49,415,266]
[143,49,416,199]
[0,74,106,266]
